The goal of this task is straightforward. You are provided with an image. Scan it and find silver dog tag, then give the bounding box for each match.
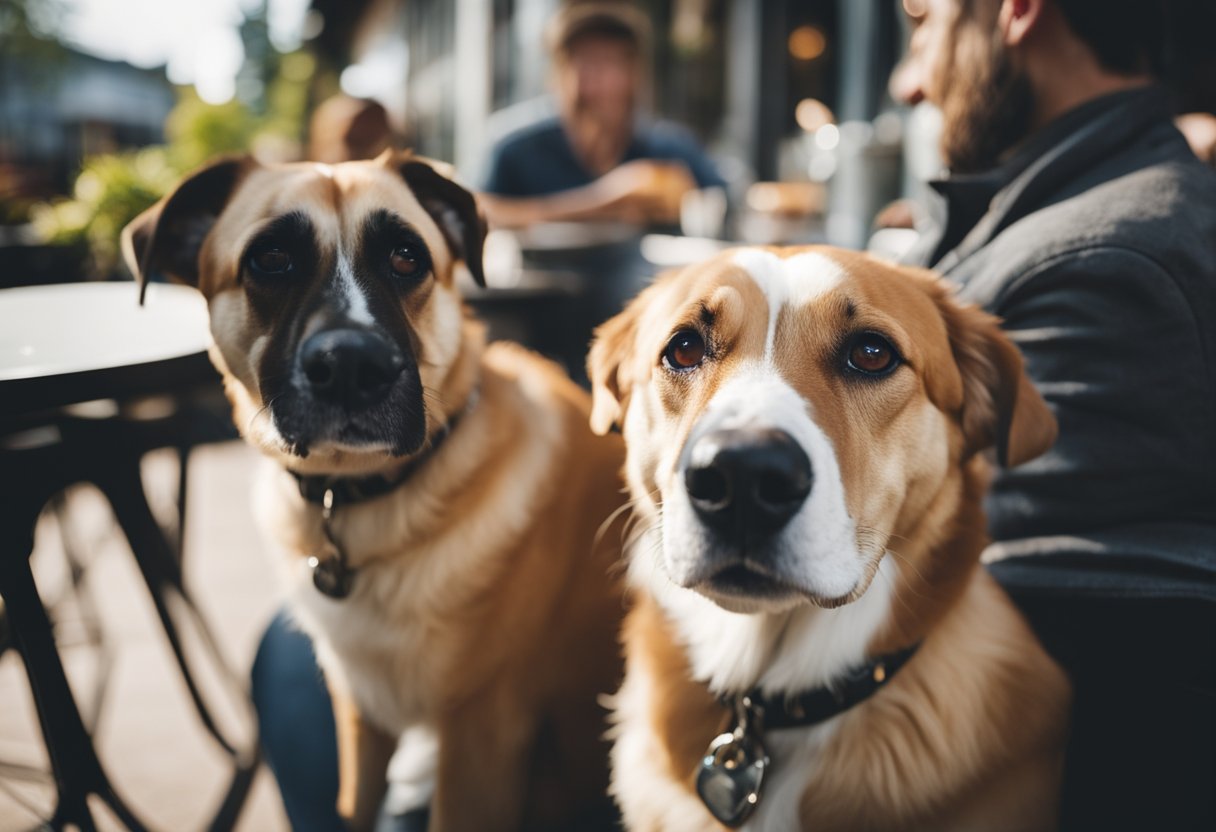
[310,488,355,599]
[308,554,354,599]
[696,699,769,827]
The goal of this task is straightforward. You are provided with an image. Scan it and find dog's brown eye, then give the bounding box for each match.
[848,333,899,376]
[250,247,292,274]
[390,247,422,277]
[663,330,706,371]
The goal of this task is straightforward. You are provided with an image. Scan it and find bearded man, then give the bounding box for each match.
[891,0,1215,827]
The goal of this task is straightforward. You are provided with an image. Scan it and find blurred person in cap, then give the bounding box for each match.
[891,0,1215,827]
[308,94,395,164]
[478,1,725,229]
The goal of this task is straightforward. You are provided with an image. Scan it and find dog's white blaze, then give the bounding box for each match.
[635,252,893,687]
[732,249,845,361]
[314,163,334,178]
[335,246,374,325]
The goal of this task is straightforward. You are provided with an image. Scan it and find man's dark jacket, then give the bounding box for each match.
[908,87,1215,829]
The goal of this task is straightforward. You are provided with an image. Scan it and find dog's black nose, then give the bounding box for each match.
[300,329,404,409]
[684,428,812,538]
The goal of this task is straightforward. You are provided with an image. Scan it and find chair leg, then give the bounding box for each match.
[94,451,260,830]
[0,535,145,832]
[174,444,191,566]
[97,454,240,749]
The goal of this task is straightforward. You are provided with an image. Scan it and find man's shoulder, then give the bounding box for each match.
[1031,155,1215,252]
[972,153,1216,294]
[481,115,573,195]
[492,116,567,159]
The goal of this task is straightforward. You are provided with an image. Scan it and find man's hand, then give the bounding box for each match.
[479,160,698,230]
[593,160,698,225]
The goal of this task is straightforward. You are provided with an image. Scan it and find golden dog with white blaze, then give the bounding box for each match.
[587,247,1071,831]
[122,152,626,831]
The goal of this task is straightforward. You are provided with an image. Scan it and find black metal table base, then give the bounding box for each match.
[0,407,256,831]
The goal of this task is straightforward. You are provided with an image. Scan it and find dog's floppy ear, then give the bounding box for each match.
[394,152,487,287]
[121,155,252,304]
[933,291,1058,467]
[587,287,655,436]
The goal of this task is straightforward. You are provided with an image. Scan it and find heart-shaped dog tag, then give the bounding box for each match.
[696,729,769,827]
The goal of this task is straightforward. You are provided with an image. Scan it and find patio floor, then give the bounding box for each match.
[0,441,291,831]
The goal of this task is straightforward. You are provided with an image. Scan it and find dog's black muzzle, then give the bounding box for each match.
[272,325,426,457]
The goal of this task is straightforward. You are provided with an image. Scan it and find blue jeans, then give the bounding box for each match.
[251,610,432,832]
[251,609,345,832]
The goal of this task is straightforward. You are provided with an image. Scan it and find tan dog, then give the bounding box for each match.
[123,152,627,831]
[587,246,1070,831]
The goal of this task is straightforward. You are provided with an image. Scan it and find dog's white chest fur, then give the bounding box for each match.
[288,559,448,729]
[255,461,454,729]
[615,531,898,829]
[611,652,842,832]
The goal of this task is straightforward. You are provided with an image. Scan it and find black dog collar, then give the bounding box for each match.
[696,643,920,827]
[290,389,479,599]
[752,642,919,730]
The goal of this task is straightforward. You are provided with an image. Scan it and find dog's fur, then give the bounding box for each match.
[587,246,1070,831]
[123,152,627,831]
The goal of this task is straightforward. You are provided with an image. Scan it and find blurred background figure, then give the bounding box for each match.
[478,1,724,230]
[307,94,395,163]
[470,2,733,384]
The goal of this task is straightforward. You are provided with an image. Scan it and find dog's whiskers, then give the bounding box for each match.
[871,557,925,628]
[247,395,282,435]
[875,545,937,611]
[621,488,662,543]
[594,500,637,549]
[421,385,452,409]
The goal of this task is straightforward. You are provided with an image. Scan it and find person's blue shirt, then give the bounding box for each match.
[481,115,726,197]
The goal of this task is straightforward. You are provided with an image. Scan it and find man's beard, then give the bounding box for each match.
[939,29,1035,174]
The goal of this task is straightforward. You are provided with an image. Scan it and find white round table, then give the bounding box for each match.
[0,282,212,416]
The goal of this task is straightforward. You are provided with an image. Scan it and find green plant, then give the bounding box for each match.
[32,147,179,276]
[31,84,285,278]
[164,89,262,172]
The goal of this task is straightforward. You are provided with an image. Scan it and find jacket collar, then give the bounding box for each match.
[923,85,1173,272]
